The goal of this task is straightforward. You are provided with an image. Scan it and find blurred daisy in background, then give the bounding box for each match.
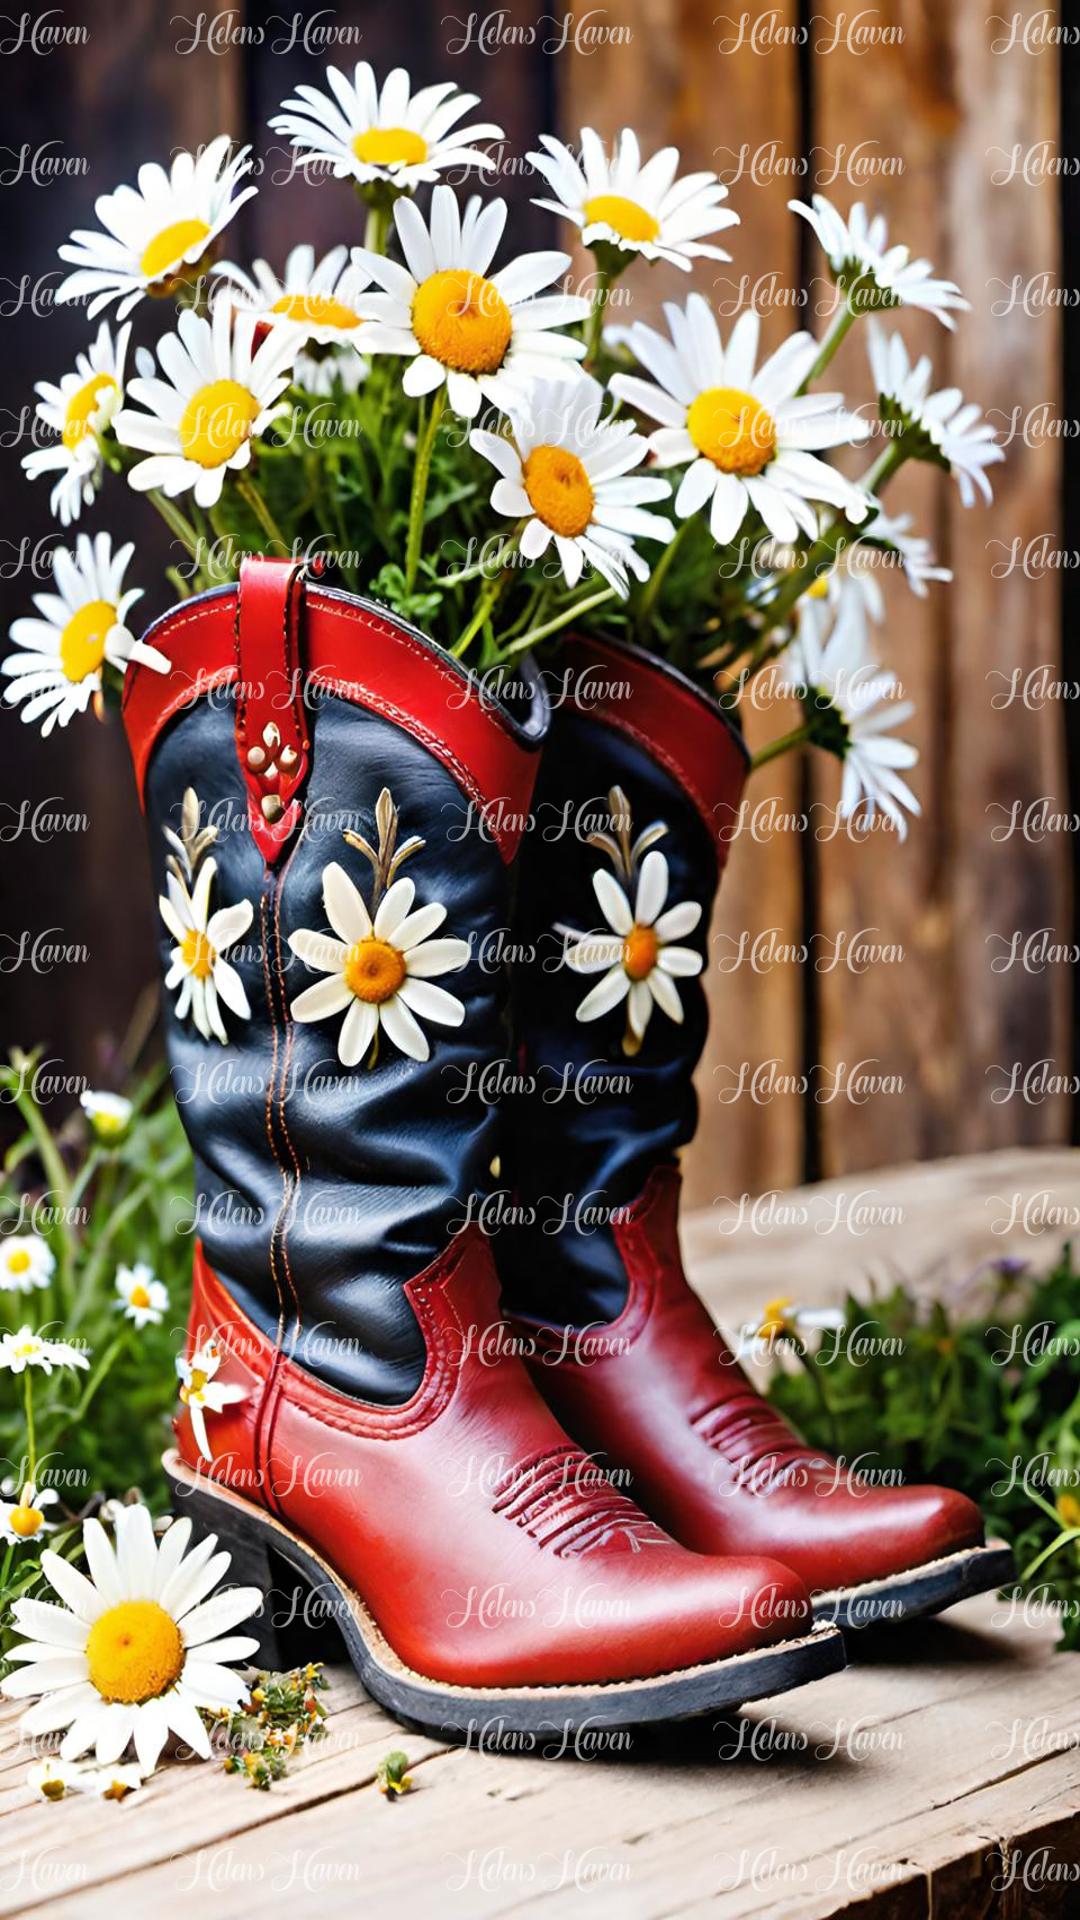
[791,194,969,329]
[0,1233,55,1294]
[22,322,130,526]
[868,325,1005,506]
[212,243,372,351]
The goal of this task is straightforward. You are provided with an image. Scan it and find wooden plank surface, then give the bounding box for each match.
[2,1146,1080,1919]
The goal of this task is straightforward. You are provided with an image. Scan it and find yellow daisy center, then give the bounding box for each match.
[129,1282,152,1309]
[352,127,428,169]
[523,445,595,539]
[178,378,260,469]
[10,1502,45,1538]
[59,599,115,684]
[344,936,406,1005]
[686,386,777,476]
[270,292,361,332]
[179,1366,208,1403]
[140,217,212,283]
[181,928,216,980]
[411,269,512,375]
[40,1775,67,1801]
[622,924,659,982]
[85,1600,185,1704]
[758,1294,794,1339]
[583,193,661,245]
[62,373,119,450]
[1057,1492,1080,1531]
[6,1249,31,1275]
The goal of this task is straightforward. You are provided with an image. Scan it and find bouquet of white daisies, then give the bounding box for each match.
[8,62,1003,837]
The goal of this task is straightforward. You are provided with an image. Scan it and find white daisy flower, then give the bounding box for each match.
[612,297,871,547]
[56,135,257,320]
[0,1233,55,1294]
[866,510,952,599]
[791,194,969,330]
[114,299,296,509]
[27,1756,79,1801]
[0,1503,261,1775]
[21,321,130,526]
[177,1336,247,1464]
[293,345,369,397]
[351,184,589,419]
[115,1263,169,1330]
[269,62,502,190]
[159,857,253,1046]
[470,375,673,597]
[566,849,703,1052]
[3,533,162,738]
[868,325,1005,507]
[289,859,470,1067]
[0,1328,90,1375]
[781,591,920,840]
[75,1762,144,1801]
[0,1480,61,1545]
[212,242,372,350]
[529,127,739,271]
[736,1296,846,1363]
[79,1089,134,1142]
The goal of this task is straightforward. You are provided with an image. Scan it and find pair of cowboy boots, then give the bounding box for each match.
[125,559,1008,1741]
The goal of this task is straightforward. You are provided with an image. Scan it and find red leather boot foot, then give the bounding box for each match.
[167,1236,845,1738]
[511,1169,1013,1632]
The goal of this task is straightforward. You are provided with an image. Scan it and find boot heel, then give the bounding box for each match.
[168,1470,334,1671]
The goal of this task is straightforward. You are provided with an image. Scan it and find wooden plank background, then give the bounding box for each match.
[0,0,1069,1201]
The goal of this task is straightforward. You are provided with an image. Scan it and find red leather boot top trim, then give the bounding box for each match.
[123,585,543,863]
[559,635,748,857]
[233,558,311,864]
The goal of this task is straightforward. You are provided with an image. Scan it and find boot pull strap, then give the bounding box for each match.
[234,556,315,864]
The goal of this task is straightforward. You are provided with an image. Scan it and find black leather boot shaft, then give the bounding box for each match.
[497,636,747,1326]
[127,570,547,1402]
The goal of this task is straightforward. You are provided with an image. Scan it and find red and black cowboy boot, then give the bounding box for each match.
[497,632,1012,1630]
[123,558,843,1740]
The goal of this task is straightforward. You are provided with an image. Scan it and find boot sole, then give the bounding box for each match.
[164,1449,845,1742]
[812,1538,1014,1631]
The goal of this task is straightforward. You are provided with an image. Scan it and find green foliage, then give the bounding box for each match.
[0,1047,194,1620]
[765,1246,1080,1646]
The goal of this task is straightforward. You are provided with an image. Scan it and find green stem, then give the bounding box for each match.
[585,269,613,368]
[635,518,692,633]
[23,1371,36,1487]
[791,1337,839,1453]
[797,300,858,394]
[507,585,618,655]
[363,200,390,255]
[453,569,510,659]
[750,722,812,771]
[50,1332,128,1446]
[405,387,446,592]
[8,1053,75,1314]
[235,472,289,555]
[147,491,201,563]
[441,540,516,588]
[859,435,908,497]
